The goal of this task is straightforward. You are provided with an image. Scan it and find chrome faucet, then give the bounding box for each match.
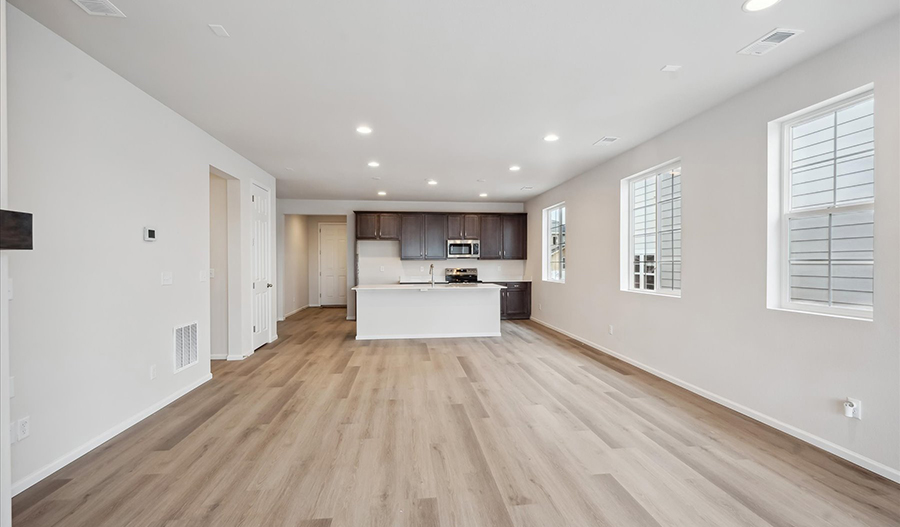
[430,264,435,287]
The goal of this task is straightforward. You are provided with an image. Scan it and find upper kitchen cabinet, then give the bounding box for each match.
[502,214,527,260]
[355,212,401,240]
[479,215,503,259]
[378,213,401,240]
[400,213,425,259]
[356,212,379,240]
[424,214,448,260]
[449,214,480,240]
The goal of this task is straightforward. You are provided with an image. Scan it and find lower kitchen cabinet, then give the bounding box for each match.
[490,281,531,320]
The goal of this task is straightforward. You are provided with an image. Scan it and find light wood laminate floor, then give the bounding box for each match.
[12,308,900,527]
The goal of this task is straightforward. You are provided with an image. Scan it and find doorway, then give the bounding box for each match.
[209,173,229,360]
[319,222,348,306]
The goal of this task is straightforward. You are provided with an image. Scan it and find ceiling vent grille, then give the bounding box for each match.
[71,0,126,17]
[174,322,199,372]
[593,136,619,146]
[738,28,803,56]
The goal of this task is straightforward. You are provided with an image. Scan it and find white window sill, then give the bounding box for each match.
[767,305,873,322]
[543,279,565,284]
[621,288,681,299]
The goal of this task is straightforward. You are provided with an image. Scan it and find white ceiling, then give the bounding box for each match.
[11,0,899,201]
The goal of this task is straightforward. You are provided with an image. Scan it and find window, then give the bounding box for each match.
[777,91,874,318]
[543,203,566,282]
[621,161,681,296]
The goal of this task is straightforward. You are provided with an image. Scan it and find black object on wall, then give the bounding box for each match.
[0,210,34,250]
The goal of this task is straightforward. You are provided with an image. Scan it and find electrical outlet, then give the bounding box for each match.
[380,266,385,272]
[419,266,424,272]
[845,397,862,419]
[150,365,157,380]
[9,422,17,444]
[17,416,30,441]
[609,325,614,335]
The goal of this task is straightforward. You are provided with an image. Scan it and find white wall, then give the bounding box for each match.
[209,174,229,359]
[277,200,525,319]
[524,18,900,481]
[6,7,278,494]
[283,214,309,316]
[0,0,12,523]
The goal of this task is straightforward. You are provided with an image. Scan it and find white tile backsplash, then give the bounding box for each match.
[357,240,528,285]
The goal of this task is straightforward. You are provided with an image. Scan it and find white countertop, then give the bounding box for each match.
[353,283,505,291]
[398,278,531,284]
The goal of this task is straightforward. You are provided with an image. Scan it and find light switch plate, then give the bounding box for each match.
[209,268,215,278]
[161,272,174,286]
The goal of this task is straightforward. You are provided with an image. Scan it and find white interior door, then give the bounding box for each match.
[251,183,271,349]
[319,223,347,306]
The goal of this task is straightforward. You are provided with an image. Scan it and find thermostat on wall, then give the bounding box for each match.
[143,227,157,242]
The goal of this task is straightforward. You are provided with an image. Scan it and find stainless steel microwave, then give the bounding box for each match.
[447,240,480,259]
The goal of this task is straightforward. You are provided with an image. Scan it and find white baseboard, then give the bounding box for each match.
[12,373,213,496]
[356,332,500,341]
[530,317,900,484]
[210,354,227,361]
[309,304,321,308]
[284,305,309,318]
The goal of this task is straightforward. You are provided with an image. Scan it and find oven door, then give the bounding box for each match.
[447,240,476,258]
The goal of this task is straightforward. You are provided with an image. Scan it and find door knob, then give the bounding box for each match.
[267,283,273,288]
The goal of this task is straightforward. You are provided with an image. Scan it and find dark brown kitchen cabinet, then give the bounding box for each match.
[448,214,479,240]
[448,214,463,240]
[501,214,527,260]
[491,281,531,320]
[463,214,480,240]
[356,213,379,240]
[378,213,401,240]
[356,212,401,240]
[400,214,425,259]
[424,214,448,259]
[479,215,502,259]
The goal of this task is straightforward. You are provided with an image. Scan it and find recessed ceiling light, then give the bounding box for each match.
[377,191,387,196]
[357,125,373,134]
[479,193,488,198]
[544,134,559,142]
[742,0,781,11]
[208,24,230,37]
[368,161,380,167]
[509,165,521,172]
[427,180,438,186]
[660,65,682,72]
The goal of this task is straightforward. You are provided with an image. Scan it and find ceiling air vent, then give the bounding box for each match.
[738,28,803,56]
[70,0,126,17]
[593,136,619,146]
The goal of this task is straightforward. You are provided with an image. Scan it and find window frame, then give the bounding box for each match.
[542,202,566,283]
[778,90,875,320]
[620,160,682,298]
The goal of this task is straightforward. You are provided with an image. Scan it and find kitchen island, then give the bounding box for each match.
[352,283,504,340]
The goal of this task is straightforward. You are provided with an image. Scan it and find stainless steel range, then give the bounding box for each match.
[445,268,480,283]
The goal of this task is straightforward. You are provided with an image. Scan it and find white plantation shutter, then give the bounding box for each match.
[630,164,681,294]
[784,94,874,314]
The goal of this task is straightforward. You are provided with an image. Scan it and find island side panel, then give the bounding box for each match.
[355,288,501,340]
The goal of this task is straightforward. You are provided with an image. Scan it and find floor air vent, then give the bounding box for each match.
[174,322,199,372]
[71,0,126,17]
[739,28,803,56]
